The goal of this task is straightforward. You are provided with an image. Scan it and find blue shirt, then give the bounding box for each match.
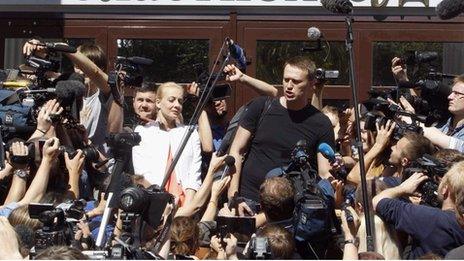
[376,198,464,259]
[437,117,464,152]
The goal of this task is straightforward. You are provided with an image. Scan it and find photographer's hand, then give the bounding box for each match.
[399,172,428,196]
[186,81,199,96]
[211,176,231,201]
[36,99,64,135]
[42,137,60,162]
[224,233,238,259]
[7,141,29,170]
[210,235,227,260]
[65,150,85,199]
[391,56,409,82]
[373,172,428,211]
[372,120,395,152]
[22,39,47,58]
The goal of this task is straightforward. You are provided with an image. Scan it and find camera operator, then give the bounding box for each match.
[348,124,434,187]
[392,57,464,153]
[0,138,60,217]
[372,161,464,258]
[225,56,334,204]
[23,40,123,151]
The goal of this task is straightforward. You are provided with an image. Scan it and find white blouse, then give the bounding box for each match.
[132,121,202,191]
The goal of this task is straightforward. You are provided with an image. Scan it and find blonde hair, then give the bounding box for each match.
[439,160,464,226]
[8,205,42,230]
[156,82,184,100]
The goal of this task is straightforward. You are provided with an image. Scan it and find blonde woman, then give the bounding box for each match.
[132,82,202,206]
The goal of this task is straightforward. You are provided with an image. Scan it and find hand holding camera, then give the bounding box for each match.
[7,141,29,171]
[391,56,409,82]
[37,99,64,134]
[64,149,85,177]
[42,137,60,161]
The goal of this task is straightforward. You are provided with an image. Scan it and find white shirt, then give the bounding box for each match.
[132,121,202,191]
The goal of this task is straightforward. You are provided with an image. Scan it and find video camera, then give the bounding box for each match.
[28,199,86,253]
[403,154,447,208]
[315,68,339,83]
[363,97,424,140]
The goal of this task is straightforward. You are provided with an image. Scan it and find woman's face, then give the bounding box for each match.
[156,87,184,122]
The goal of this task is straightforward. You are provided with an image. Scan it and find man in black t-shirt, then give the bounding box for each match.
[224,56,335,204]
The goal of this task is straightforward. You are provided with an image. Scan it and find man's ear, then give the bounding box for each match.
[401,157,410,167]
[440,183,450,200]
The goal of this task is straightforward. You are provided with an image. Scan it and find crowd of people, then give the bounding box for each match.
[0,39,463,260]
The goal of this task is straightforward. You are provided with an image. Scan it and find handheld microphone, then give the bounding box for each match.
[318,142,348,179]
[226,38,247,71]
[318,142,336,163]
[213,155,236,180]
[321,0,353,15]
[436,0,464,20]
[35,42,77,53]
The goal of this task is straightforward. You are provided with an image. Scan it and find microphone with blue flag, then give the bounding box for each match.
[226,38,247,72]
[318,142,348,181]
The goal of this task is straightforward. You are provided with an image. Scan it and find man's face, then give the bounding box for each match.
[388,137,410,166]
[133,91,157,120]
[282,65,312,102]
[448,81,464,117]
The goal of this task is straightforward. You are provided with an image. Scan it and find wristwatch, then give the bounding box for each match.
[344,238,359,247]
[14,169,29,179]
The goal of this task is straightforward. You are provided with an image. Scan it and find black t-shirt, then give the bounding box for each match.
[239,96,335,201]
[376,198,464,259]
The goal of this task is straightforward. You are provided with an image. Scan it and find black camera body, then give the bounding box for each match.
[403,154,447,208]
[29,200,86,252]
[106,132,141,149]
[119,185,172,229]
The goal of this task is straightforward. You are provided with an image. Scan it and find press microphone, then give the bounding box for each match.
[303,27,324,52]
[318,142,337,163]
[307,27,323,41]
[18,88,56,95]
[35,42,77,53]
[213,155,236,180]
[226,38,247,71]
[321,0,353,15]
[318,142,348,179]
[1,81,31,88]
[436,0,464,20]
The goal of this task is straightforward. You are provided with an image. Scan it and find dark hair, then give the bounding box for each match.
[35,246,88,260]
[170,216,199,256]
[138,82,158,93]
[402,132,435,161]
[257,224,295,259]
[284,56,316,80]
[433,149,464,169]
[77,43,107,72]
[358,251,385,260]
[259,177,295,221]
[355,178,388,208]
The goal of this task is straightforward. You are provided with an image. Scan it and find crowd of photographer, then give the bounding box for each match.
[0,38,463,260]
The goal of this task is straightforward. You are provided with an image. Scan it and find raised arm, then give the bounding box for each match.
[224,64,278,97]
[18,137,60,205]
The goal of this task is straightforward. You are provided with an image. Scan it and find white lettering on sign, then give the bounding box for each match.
[0,0,441,7]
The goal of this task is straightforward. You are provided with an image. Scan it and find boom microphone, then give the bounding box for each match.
[35,42,77,53]
[226,38,247,71]
[321,0,353,15]
[55,80,86,106]
[436,0,464,20]
[307,27,323,41]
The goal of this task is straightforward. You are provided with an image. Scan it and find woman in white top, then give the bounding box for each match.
[132,82,202,205]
